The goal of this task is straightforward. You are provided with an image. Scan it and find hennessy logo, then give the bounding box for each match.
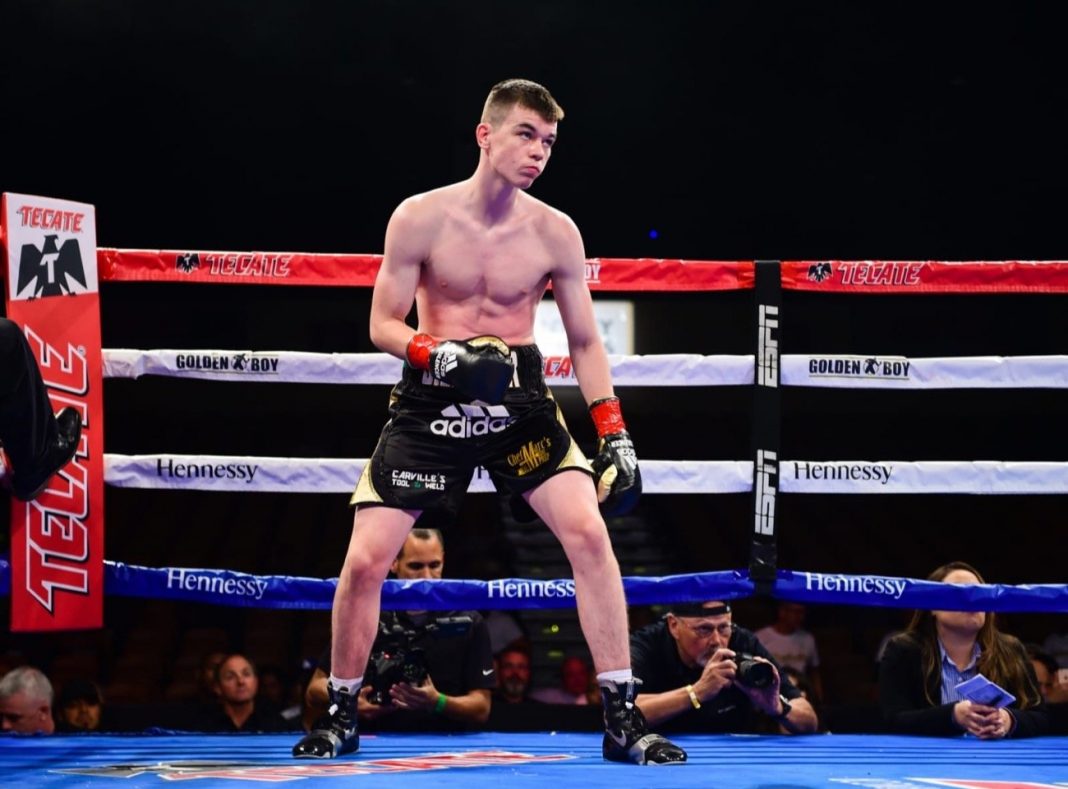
[16,234,87,299]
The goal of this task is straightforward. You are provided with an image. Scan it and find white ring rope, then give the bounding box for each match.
[101,349,1068,496]
[102,350,1068,389]
[102,455,1068,495]
[101,350,753,387]
[102,456,753,494]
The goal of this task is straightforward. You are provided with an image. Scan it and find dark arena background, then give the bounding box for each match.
[2,2,1068,787]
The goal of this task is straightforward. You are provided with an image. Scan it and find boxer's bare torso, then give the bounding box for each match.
[369,103,610,400]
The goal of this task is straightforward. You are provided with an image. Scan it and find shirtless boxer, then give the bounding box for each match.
[293,79,685,765]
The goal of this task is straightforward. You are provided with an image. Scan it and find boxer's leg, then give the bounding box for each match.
[526,470,629,672]
[525,472,686,765]
[331,505,419,678]
[293,505,418,759]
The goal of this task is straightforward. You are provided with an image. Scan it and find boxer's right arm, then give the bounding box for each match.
[369,199,431,359]
[406,334,513,403]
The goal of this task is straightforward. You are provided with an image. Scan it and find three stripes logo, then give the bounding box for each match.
[433,350,459,380]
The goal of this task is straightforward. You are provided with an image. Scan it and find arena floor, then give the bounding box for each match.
[4,731,1066,788]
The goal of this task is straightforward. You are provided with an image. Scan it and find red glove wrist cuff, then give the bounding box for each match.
[406,333,438,370]
[590,396,626,437]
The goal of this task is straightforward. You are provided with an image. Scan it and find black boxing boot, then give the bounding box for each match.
[600,678,687,766]
[292,681,359,759]
[11,407,82,502]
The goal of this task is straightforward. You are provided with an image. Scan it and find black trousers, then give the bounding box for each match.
[0,317,58,472]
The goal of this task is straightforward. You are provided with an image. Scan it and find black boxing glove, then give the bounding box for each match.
[406,333,514,404]
[589,396,642,517]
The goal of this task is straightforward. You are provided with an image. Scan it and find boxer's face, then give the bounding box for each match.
[478,103,557,190]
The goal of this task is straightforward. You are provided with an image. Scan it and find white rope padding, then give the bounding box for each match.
[780,460,1068,494]
[103,455,1068,494]
[102,350,754,387]
[103,455,754,494]
[103,349,1068,389]
[781,355,1068,389]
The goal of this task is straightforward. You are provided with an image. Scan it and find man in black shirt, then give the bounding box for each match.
[304,529,494,731]
[631,601,819,733]
[0,318,82,501]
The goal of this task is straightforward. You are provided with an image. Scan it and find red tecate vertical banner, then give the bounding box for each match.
[2,193,104,631]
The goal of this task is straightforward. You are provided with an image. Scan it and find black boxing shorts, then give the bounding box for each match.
[350,345,592,516]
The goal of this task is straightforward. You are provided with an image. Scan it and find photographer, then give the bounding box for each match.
[305,529,494,730]
[631,601,818,734]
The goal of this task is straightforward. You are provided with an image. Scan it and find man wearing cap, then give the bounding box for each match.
[55,679,105,732]
[630,601,819,733]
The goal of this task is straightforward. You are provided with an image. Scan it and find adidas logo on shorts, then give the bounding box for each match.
[430,403,515,438]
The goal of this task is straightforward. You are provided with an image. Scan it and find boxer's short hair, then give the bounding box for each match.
[482,79,564,125]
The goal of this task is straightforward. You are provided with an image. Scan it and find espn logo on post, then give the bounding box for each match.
[754,449,777,536]
[757,304,779,388]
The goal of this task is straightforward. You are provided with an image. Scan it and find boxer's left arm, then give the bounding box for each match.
[369,198,433,359]
[547,213,614,403]
[549,214,642,515]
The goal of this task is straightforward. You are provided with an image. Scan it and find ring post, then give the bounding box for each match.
[749,260,781,595]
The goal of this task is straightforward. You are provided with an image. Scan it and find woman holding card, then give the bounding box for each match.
[878,561,1049,738]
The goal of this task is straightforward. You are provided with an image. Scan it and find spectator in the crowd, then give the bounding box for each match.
[0,666,55,734]
[169,649,227,706]
[879,561,1048,738]
[197,651,227,702]
[531,656,592,705]
[1025,644,1068,704]
[54,679,104,732]
[483,609,528,656]
[756,601,824,701]
[304,529,494,730]
[257,663,303,724]
[630,601,818,733]
[494,647,535,705]
[0,317,82,501]
[195,654,292,732]
[1042,630,1068,669]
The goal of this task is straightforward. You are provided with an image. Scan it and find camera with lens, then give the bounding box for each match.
[735,653,774,689]
[364,613,473,706]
